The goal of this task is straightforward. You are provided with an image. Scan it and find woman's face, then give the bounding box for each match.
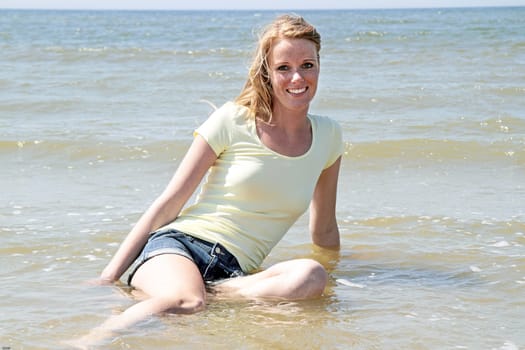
[268,38,319,116]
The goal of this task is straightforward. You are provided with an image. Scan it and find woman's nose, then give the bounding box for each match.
[291,70,304,82]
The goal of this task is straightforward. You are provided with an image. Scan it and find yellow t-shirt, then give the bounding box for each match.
[165,102,343,272]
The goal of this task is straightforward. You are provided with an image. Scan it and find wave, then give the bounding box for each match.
[1,43,250,65]
[441,116,525,135]
[0,139,190,162]
[344,214,525,229]
[336,114,525,145]
[35,45,250,62]
[343,138,524,164]
[1,136,523,167]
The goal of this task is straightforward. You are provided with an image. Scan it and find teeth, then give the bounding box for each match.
[288,87,306,94]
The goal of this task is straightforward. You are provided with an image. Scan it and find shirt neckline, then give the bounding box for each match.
[250,114,315,160]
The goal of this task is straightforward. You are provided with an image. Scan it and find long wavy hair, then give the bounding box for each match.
[235,15,321,122]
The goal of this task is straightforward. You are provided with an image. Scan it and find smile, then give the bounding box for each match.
[287,87,308,95]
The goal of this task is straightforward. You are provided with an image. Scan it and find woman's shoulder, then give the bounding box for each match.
[309,113,342,135]
[309,114,344,165]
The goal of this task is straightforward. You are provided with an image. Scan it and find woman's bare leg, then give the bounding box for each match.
[66,258,327,348]
[215,258,328,300]
[66,254,206,349]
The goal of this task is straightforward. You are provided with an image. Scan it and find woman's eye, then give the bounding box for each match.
[277,65,289,71]
[302,62,314,69]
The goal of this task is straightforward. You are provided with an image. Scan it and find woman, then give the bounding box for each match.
[71,14,343,347]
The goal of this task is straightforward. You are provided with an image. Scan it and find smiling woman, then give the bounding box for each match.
[66,13,343,348]
[268,38,319,121]
[236,14,321,122]
[2,6,524,350]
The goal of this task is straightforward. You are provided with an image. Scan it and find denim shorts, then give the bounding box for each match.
[127,229,245,285]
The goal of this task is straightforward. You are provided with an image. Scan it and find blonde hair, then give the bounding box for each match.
[235,14,321,122]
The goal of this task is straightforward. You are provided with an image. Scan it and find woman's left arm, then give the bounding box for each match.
[309,156,342,248]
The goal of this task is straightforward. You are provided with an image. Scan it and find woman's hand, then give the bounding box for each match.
[84,277,115,286]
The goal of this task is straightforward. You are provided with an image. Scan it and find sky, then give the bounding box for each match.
[1,0,525,10]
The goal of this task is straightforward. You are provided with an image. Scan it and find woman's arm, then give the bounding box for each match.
[99,135,218,283]
[309,156,342,249]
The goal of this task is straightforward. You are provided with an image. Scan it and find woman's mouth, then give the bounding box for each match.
[287,87,308,95]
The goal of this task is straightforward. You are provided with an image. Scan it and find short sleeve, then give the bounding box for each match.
[194,102,235,156]
[324,119,344,169]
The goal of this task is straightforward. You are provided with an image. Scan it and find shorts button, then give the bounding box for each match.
[215,247,221,254]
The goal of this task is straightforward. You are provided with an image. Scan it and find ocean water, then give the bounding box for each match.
[1,7,524,349]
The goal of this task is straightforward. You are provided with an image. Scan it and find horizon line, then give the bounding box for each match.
[1,5,524,11]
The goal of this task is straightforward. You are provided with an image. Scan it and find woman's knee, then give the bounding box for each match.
[152,294,206,315]
[299,259,328,292]
[281,259,328,298]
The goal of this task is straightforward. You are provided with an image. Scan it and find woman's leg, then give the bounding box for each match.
[129,254,207,316]
[67,258,326,348]
[66,254,206,349]
[215,258,328,300]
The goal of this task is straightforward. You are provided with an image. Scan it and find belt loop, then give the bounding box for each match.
[203,242,219,280]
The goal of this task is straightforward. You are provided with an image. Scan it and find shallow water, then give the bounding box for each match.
[1,8,524,349]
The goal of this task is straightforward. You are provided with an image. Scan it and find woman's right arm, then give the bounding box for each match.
[98,135,218,283]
